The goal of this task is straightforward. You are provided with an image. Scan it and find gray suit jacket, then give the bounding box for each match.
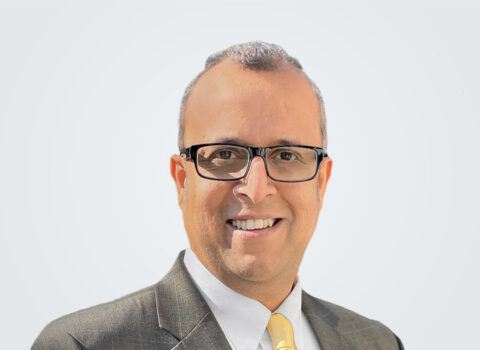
[32,251,404,350]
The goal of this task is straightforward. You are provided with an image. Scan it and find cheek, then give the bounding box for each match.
[186,178,231,227]
[285,184,321,235]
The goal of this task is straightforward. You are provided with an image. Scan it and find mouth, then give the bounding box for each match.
[226,218,281,231]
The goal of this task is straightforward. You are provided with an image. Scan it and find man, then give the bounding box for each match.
[32,42,403,350]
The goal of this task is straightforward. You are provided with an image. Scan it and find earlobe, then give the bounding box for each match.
[170,155,187,206]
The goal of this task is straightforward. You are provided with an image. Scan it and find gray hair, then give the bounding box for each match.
[177,41,328,150]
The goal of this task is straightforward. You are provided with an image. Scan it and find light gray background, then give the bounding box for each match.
[1,1,479,349]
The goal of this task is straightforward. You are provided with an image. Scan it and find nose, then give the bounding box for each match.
[233,156,276,204]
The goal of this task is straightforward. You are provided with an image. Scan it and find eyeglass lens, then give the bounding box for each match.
[196,145,318,181]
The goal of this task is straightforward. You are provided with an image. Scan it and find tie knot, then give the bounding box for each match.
[267,313,296,350]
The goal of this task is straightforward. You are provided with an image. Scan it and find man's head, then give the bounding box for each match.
[170,42,332,304]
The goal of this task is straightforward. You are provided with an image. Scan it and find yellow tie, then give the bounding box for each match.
[267,313,297,350]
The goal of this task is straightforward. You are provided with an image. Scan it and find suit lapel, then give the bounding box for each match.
[302,291,345,350]
[154,251,231,350]
[170,312,232,350]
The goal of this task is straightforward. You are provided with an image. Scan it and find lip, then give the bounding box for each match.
[226,218,282,239]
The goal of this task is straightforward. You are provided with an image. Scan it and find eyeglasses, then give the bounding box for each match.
[180,143,328,183]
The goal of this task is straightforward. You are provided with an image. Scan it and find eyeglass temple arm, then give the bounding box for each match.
[179,148,191,158]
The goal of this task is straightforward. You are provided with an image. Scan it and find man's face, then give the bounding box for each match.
[171,61,332,290]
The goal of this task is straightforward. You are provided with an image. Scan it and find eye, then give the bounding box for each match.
[277,151,297,161]
[212,149,237,160]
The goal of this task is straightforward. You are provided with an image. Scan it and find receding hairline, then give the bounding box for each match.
[184,59,311,110]
[177,42,328,151]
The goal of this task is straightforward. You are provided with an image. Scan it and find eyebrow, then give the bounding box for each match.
[214,137,302,146]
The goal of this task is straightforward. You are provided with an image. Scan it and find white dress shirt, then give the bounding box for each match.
[184,248,321,350]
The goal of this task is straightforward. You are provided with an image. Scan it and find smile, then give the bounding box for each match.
[227,218,281,231]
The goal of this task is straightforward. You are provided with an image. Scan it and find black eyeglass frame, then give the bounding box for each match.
[179,143,329,183]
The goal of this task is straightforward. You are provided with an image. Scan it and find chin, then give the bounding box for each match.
[221,250,281,282]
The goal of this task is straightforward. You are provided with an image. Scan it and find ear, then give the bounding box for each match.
[317,156,333,208]
[170,154,187,206]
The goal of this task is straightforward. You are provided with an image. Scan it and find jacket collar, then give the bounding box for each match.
[302,291,346,350]
[154,251,231,349]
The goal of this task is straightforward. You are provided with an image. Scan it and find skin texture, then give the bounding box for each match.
[170,61,332,311]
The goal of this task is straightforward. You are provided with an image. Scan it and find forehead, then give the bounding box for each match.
[183,61,323,147]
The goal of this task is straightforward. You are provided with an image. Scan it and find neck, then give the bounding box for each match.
[238,279,297,311]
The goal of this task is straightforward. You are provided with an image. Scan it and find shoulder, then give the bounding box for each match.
[32,284,178,350]
[302,291,404,349]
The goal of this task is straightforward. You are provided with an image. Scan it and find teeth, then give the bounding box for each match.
[231,218,276,230]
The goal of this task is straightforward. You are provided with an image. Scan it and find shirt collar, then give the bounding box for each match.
[274,277,304,350]
[184,248,304,350]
